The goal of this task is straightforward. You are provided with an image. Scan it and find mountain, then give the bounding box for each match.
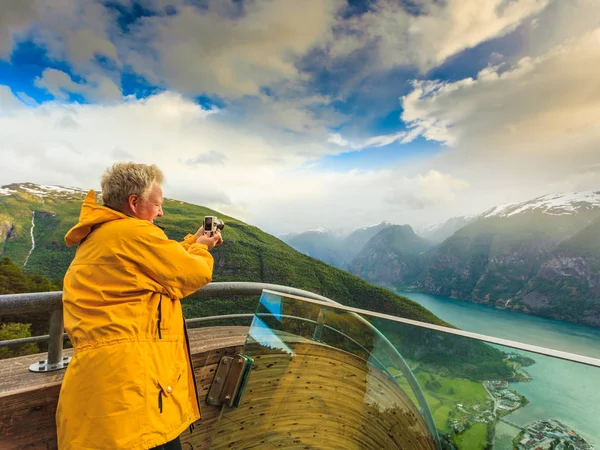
[349,191,600,327]
[0,183,446,326]
[347,225,434,287]
[339,221,394,264]
[280,221,394,269]
[515,216,600,324]
[279,228,344,267]
[418,216,474,243]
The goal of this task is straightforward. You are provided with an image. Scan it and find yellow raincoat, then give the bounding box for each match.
[56,191,214,449]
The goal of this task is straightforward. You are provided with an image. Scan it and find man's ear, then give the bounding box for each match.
[127,194,139,213]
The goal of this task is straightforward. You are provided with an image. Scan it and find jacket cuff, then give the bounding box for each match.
[180,233,198,250]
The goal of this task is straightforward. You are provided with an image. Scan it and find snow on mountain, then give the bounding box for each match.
[37,184,87,195]
[481,191,600,218]
[0,183,88,198]
[354,220,394,232]
[280,227,344,238]
[0,187,16,196]
[305,227,332,234]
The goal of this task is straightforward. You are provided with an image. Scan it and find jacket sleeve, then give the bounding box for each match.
[128,224,214,299]
[180,234,200,250]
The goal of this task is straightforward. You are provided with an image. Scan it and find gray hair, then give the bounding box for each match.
[100,162,164,210]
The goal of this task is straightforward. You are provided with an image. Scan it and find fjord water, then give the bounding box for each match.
[397,291,600,448]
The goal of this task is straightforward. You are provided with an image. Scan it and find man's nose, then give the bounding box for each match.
[158,207,163,217]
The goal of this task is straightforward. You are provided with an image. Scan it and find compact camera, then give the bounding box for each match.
[204,216,225,237]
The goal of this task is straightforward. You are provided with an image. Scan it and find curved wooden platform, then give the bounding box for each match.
[0,326,436,449]
[210,340,435,450]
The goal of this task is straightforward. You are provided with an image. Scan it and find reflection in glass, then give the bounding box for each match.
[209,291,438,450]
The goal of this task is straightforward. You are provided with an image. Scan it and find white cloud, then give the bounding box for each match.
[0,0,39,58]
[0,89,334,221]
[184,151,228,166]
[128,0,342,98]
[0,86,25,112]
[34,68,122,103]
[330,0,550,72]
[30,1,118,69]
[328,130,418,150]
[1,1,118,69]
[401,28,600,157]
[0,87,472,234]
[390,27,600,218]
[64,27,119,67]
[247,167,472,233]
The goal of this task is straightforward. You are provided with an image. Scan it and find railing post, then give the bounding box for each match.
[312,307,327,342]
[48,307,64,365]
[29,304,71,372]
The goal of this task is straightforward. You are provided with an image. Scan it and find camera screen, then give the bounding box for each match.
[205,217,213,228]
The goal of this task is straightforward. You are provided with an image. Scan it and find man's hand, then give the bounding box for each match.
[195,228,223,251]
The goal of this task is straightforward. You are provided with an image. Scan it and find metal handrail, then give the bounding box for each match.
[0,282,336,315]
[0,282,334,354]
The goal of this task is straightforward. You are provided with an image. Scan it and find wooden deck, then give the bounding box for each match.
[0,326,436,450]
[0,326,248,450]
[210,340,436,450]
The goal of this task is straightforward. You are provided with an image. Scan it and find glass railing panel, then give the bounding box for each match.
[208,290,438,450]
[369,316,599,450]
[207,291,600,450]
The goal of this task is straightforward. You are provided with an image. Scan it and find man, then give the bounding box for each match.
[56,162,222,449]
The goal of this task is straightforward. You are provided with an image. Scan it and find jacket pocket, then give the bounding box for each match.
[157,363,184,413]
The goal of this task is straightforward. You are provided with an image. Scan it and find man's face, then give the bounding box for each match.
[132,182,164,223]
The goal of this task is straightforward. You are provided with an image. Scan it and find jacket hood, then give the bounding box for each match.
[65,190,129,247]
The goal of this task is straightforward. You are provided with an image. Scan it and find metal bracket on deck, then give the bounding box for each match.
[206,354,253,407]
[29,356,71,372]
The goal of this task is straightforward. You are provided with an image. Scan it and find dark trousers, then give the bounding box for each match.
[149,436,182,450]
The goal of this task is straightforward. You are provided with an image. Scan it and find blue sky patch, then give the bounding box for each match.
[312,136,442,172]
[1,41,83,103]
[120,72,163,99]
[103,1,158,33]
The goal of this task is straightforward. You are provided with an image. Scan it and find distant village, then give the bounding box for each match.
[448,380,521,434]
[484,379,527,415]
[514,419,592,450]
[446,379,593,449]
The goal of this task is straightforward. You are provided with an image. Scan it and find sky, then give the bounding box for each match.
[0,0,599,236]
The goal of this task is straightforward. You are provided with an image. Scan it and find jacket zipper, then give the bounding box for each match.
[155,295,198,428]
[157,294,162,339]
